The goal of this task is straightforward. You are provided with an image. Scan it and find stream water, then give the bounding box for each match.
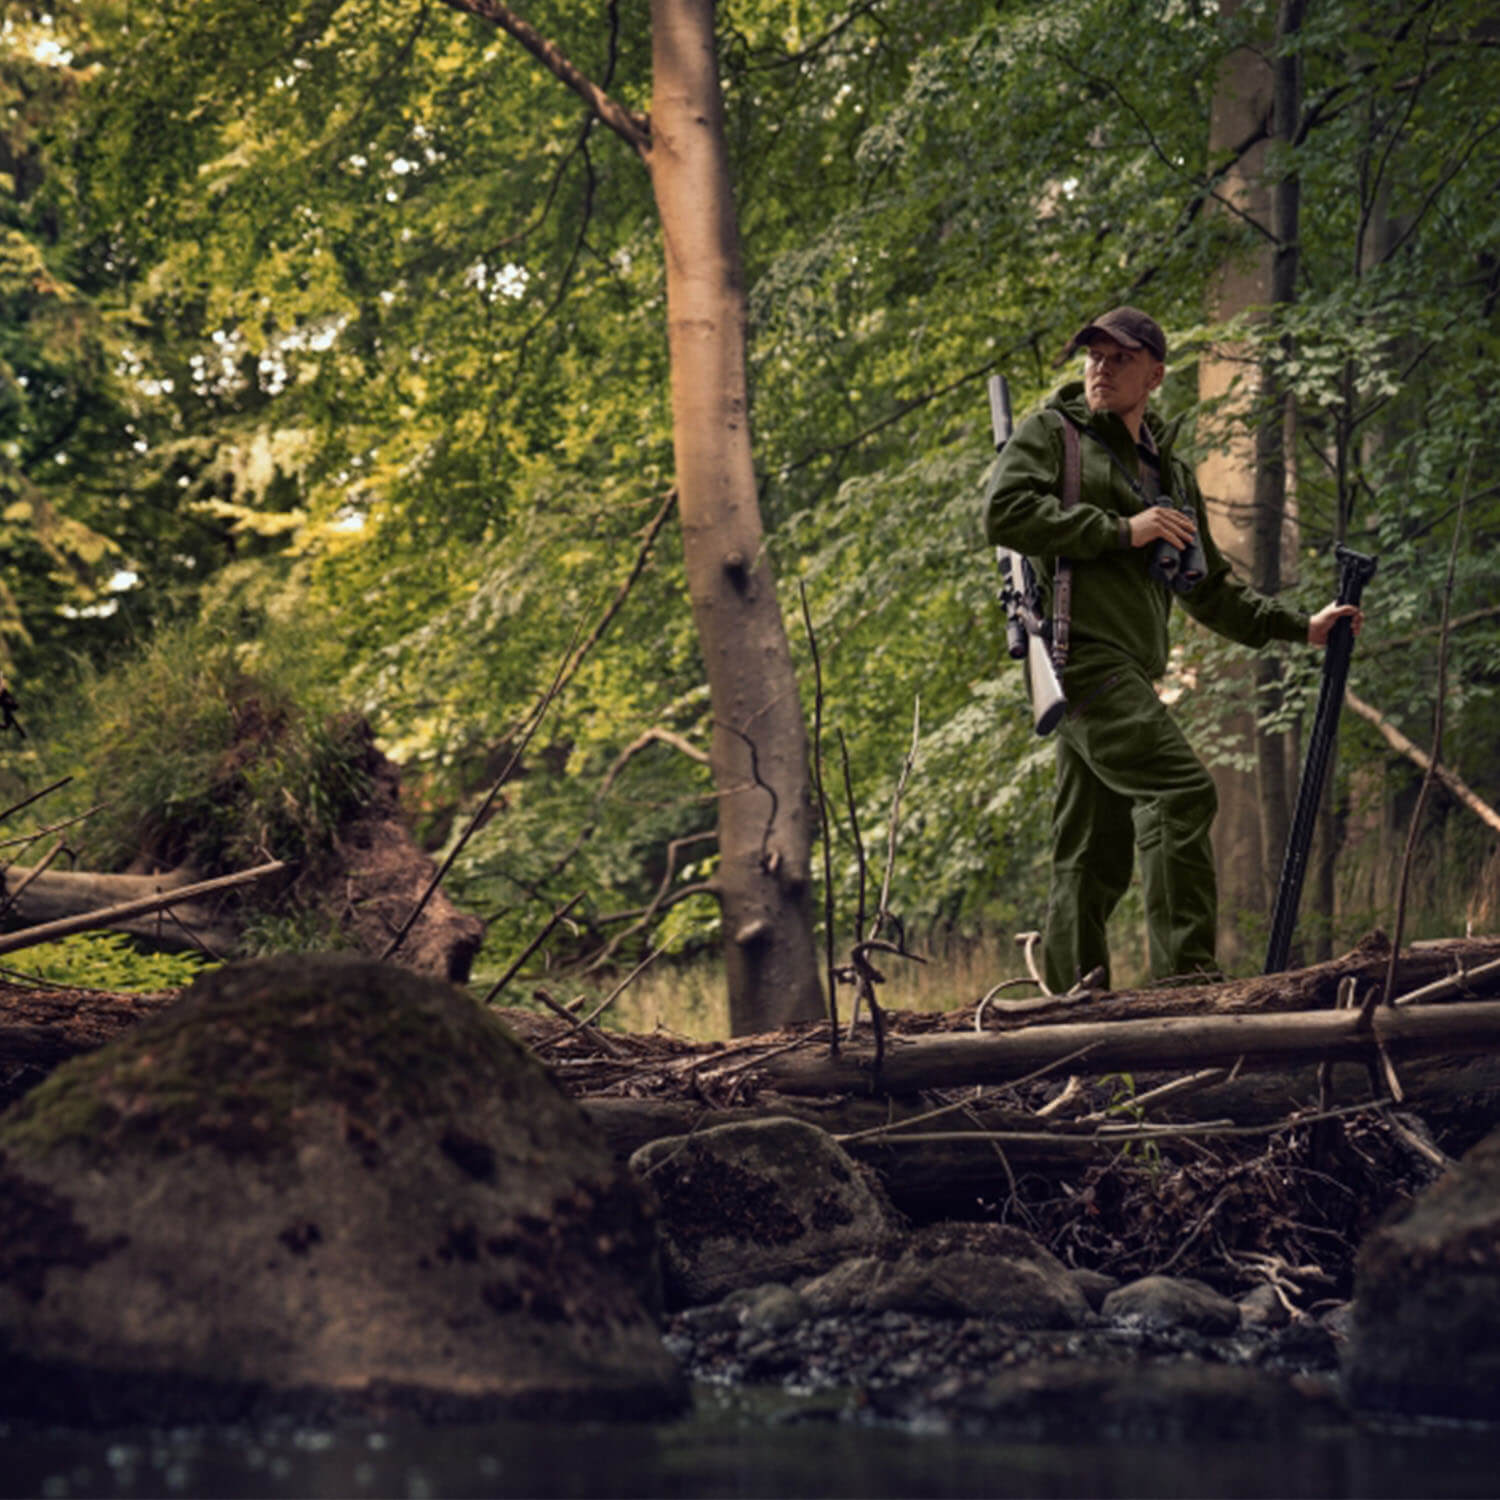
[5,1386,1500,1500]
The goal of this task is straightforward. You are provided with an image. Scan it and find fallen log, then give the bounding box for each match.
[938,933,1500,1031]
[751,999,1500,1097]
[0,982,179,1111]
[0,865,246,955]
[0,863,286,957]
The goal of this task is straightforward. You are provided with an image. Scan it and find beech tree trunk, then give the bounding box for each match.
[443,0,826,1035]
[647,0,823,1035]
[1196,7,1277,968]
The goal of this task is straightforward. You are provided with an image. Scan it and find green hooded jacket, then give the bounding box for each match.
[983,382,1309,680]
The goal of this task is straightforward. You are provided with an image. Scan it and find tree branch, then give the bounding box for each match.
[0,861,287,957]
[435,0,650,157]
[1346,689,1500,836]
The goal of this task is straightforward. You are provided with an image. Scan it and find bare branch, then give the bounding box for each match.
[481,891,586,1005]
[0,862,287,957]
[1345,689,1500,836]
[0,777,72,828]
[384,491,678,960]
[435,0,650,157]
[800,582,841,1050]
[0,802,109,853]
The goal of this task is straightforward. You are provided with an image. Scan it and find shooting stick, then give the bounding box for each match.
[1264,544,1377,974]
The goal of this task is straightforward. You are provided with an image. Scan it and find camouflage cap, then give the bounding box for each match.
[1067,305,1167,362]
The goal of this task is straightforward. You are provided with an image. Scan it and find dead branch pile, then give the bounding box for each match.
[493,931,1500,1289]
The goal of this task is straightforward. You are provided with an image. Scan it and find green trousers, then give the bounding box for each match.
[1042,657,1219,994]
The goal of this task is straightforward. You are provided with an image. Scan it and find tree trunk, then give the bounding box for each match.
[1196,4,1274,968]
[647,0,823,1035]
[1250,0,1306,907]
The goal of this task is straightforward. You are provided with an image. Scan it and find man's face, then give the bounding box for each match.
[1082,335,1164,420]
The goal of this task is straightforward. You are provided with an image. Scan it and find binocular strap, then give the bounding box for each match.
[1051,417,1082,671]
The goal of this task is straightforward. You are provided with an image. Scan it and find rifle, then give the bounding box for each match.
[1263,543,1378,974]
[987,375,1067,735]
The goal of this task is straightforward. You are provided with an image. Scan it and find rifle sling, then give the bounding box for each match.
[1052,418,1081,671]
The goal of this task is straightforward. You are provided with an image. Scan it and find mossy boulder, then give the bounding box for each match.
[0,954,684,1423]
[1345,1122,1500,1419]
[630,1117,901,1307]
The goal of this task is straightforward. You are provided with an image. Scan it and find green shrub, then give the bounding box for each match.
[43,621,369,877]
[3,932,214,992]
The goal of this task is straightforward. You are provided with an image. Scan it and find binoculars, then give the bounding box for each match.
[1147,510,1206,595]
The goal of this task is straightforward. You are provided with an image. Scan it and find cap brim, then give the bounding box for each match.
[1067,320,1146,356]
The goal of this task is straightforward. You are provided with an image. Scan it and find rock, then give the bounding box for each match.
[630,1117,900,1308]
[1238,1283,1290,1330]
[738,1284,811,1335]
[1068,1267,1119,1311]
[799,1222,1091,1328]
[1346,1123,1500,1418]
[1320,1301,1355,1344]
[0,954,683,1424]
[1101,1275,1240,1334]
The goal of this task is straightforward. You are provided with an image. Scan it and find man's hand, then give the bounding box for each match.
[1128,506,1196,550]
[1308,602,1363,647]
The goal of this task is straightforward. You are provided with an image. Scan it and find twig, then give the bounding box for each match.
[382,629,580,962]
[0,802,109,852]
[973,977,1050,1030]
[800,581,839,1052]
[384,490,677,962]
[0,837,66,922]
[581,833,713,974]
[1381,1108,1454,1172]
[1383,448,1473,1005]
[530,986,625,1057]
[0,861,287,956]
[573,944,665,1030]
[694,1030,823,1085]
[1076,1067,1230,1124]
[869,696,920,944]
[845,699,922,1045]
[480,892,586,1005]
[840,1100,1387,1152]
[1016,930,1052,995]
[1035,1076,1087,1119]
[0,777,73,827]
[838,1045,1102,1145]
[1393,952,1500,1007]
[714,720,777,869]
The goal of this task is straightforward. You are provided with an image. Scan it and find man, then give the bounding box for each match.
[985,305,1361,993]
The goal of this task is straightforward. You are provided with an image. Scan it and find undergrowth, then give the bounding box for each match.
[1,932,214,993]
